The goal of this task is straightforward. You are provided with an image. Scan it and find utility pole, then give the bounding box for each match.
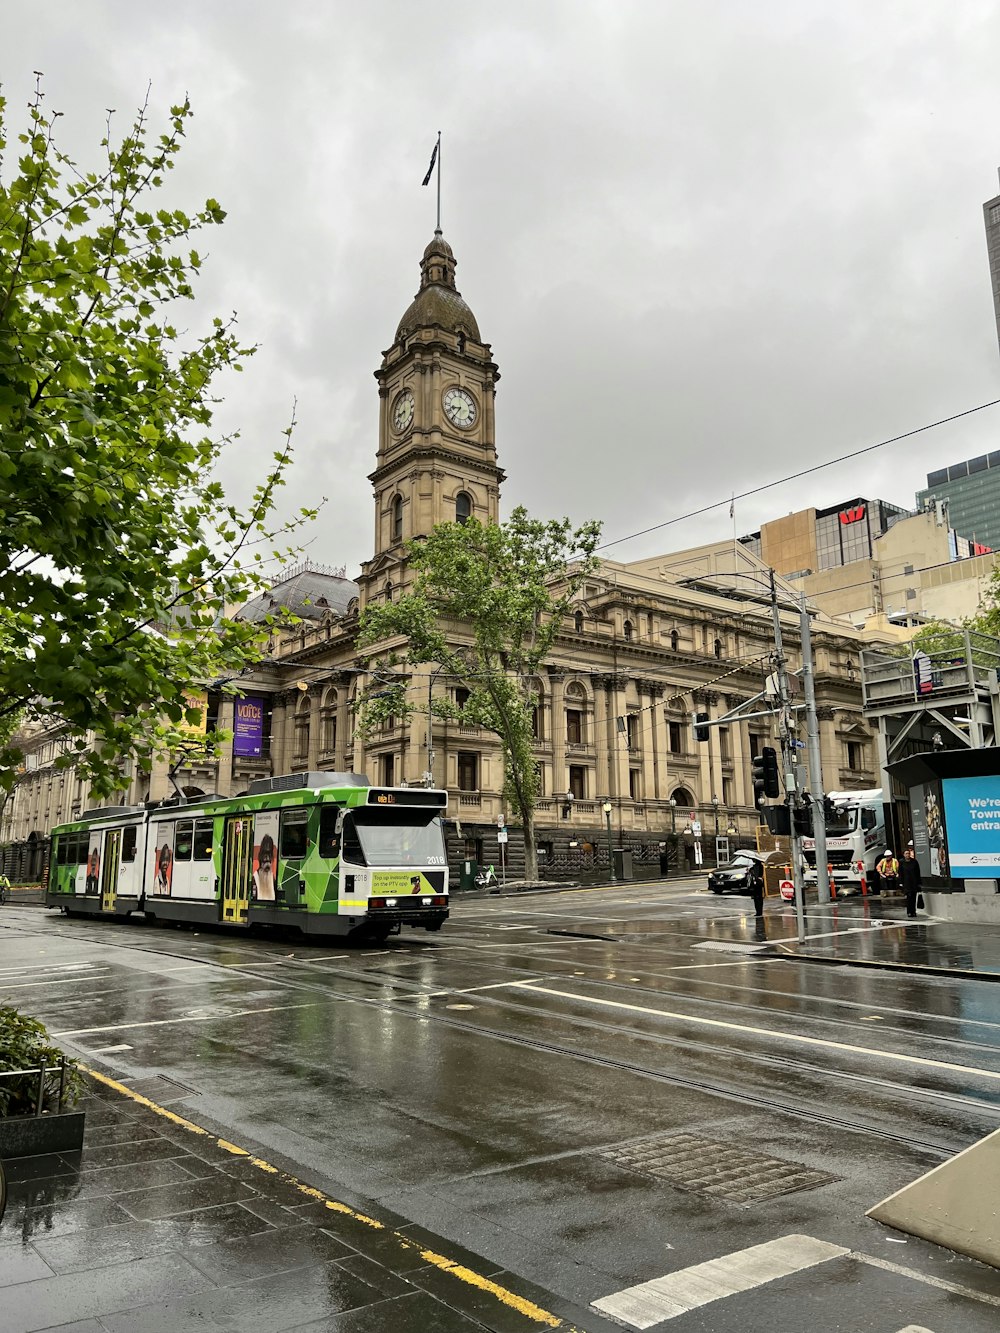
[769,569,806,943]
[800,592,831,905]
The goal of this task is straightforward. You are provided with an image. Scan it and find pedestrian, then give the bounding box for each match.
[900,848,922,918]
[876,849,899,895]
[0,871,9,904]
[748,856,765,918]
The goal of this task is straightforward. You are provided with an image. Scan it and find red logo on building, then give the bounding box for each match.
[839,505,866,525]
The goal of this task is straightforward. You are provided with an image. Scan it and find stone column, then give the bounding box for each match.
[641,682,660,805]
[306,690,322,769]
[216,697,235,797]
[270,698,288,776]
[549,670,567,798]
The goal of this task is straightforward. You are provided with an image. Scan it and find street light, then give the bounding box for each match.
[602,799,616,883]
[712,794,720,839]
[669,797,677,833]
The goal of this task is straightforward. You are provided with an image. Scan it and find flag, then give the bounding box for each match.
[422,138,439,186]
[729,496,735,519]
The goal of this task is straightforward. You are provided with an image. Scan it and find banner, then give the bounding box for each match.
[941,776,1000,877]
[177,690,207,736]
[233,695,265,758]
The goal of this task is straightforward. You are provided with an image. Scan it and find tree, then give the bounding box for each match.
[357,506,602,881]
[0,81,313,797]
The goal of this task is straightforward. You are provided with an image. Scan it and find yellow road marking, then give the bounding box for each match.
[80,1064,580,1329]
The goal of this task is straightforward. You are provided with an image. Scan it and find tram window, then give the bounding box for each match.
[318,807,341,860]
[280,809,309,860]
[193,820,214,861]
[175,821,193,862]
[122,827,137,863]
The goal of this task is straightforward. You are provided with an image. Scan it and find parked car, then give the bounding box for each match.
[708,851,766,895]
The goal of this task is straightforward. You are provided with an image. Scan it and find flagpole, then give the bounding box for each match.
[436,130,442,232]
[731,493,739,591]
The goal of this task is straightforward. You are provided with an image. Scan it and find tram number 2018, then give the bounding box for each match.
[427,856,445,865]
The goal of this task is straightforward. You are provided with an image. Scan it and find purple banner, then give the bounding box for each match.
[233,695,265,758]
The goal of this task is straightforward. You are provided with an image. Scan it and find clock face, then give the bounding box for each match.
[443,386,477,429]
[392,389,414,433]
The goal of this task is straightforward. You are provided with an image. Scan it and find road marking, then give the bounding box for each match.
[80,1065,582,1332]
[663,959,784,972]
[52,1002,321,1037]
[90,1043,133,1053]
[592,1234,847,1327]
[852,1253,1000,1311]
[0,972,113,990]
[509,982,1000,1083]
[896,1326,936,1332]
[400,977,545,1001]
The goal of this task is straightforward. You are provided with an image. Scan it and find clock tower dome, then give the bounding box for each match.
[359,229,503,602]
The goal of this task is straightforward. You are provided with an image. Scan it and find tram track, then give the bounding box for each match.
[4,912,997,1162]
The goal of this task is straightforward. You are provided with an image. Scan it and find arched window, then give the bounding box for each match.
[293,694,311,762]
[623,620,634,643]
[320,688,338,754]
[391,495,403,544]
[455,491,472,525]
[670,629,679,652]
[714,638,723,659]
[672,787,694,807]
[384,580,393,603]
[574,610,584,633]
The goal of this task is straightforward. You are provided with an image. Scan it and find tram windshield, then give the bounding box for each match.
[341,808,446,867]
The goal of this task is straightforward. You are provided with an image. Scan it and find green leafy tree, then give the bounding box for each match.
[0,81,314,797]
[357,507,601,881]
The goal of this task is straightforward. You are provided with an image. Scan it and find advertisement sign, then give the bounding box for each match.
[941,776,1000,877]
[252,809,280,901]
[233,695,265,758]
[177,690,207,736]
[151,825,174,896]
[371,870,436,895]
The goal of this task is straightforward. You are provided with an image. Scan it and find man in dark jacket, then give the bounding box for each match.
[900,847,922,918]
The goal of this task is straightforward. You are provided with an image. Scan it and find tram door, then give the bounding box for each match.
[101,830,122,913]
[222,816,253,924]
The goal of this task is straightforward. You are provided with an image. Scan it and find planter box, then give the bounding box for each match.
[0,1110,85,1160]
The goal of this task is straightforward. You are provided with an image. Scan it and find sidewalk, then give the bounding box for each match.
[772,894,1000,980]
[0,1072,605,1333]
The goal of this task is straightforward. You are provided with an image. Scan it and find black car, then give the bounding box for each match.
[708,851,764,894]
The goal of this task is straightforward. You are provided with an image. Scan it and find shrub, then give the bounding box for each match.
[0,1005,83,1117]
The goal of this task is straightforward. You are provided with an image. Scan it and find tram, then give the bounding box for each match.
[45,773,449,941]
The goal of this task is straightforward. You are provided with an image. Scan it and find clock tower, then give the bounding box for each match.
[359,229,503,603]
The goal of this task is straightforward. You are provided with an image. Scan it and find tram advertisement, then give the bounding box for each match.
[252,810,280,901]
[151,826,174,896]
[371,870,437,895]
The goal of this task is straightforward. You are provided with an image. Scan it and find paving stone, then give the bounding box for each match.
[55,1157,196,1201]
[181,1221,353,1284]
[82,1121,160,1148]
[288,1289,489,1332]
[77,1136,195,1170]
[332,1252,418,1300]
[31,1202,279,1274]
[98,1259,385,1333]
[114,1173,259,1221]
[0,1251,213,1333]
[0,1154,77,1184]
[0,1240,56,1287]
[405,1261,566,1333]
[3,1195,133,1243]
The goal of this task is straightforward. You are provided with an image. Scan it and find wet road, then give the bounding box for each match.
[3,880,1000,1330]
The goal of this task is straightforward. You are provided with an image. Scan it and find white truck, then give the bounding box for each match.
[802,788,887,894]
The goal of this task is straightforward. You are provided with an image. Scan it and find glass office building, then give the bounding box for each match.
[916,454,1000,553]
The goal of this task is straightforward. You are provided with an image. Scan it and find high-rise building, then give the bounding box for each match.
[984,181,1000,357]
[739,497,911,577]
[916,455,1000,553]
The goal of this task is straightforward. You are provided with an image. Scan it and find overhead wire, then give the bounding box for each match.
[597,397,1000,553]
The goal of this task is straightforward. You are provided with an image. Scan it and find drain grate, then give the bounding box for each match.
[690,940,769,954]
[595,1132,840,1204]
[119,1075,197,1105]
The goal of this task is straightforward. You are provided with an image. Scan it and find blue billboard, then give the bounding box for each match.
[941,775,1000,878]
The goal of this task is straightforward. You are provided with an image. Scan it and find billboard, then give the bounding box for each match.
[941,776,1000,878]
[233,695,265,758]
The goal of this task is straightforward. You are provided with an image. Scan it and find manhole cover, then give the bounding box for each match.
[595,1132,839,1204]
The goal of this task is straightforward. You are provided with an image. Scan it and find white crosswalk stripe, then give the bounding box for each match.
[591,1234,847,1328]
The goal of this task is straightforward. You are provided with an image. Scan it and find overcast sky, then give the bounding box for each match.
[9,2,1000,574]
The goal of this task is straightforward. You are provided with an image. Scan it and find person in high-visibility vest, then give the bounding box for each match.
[876,850,899,894]
[0,873,10,903]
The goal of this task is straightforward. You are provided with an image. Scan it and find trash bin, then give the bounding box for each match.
[459,859,479,892]
[658,845,670,876]
[613,848,633,881]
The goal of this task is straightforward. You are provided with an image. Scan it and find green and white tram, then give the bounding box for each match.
[45,773,449,941]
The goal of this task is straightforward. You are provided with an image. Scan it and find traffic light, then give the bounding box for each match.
[762,746,780,799]
[751,753,767,803]
[793,800,812,836]
[823,796,839,826]
[752,746,781,801]
[694,712,710,743]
